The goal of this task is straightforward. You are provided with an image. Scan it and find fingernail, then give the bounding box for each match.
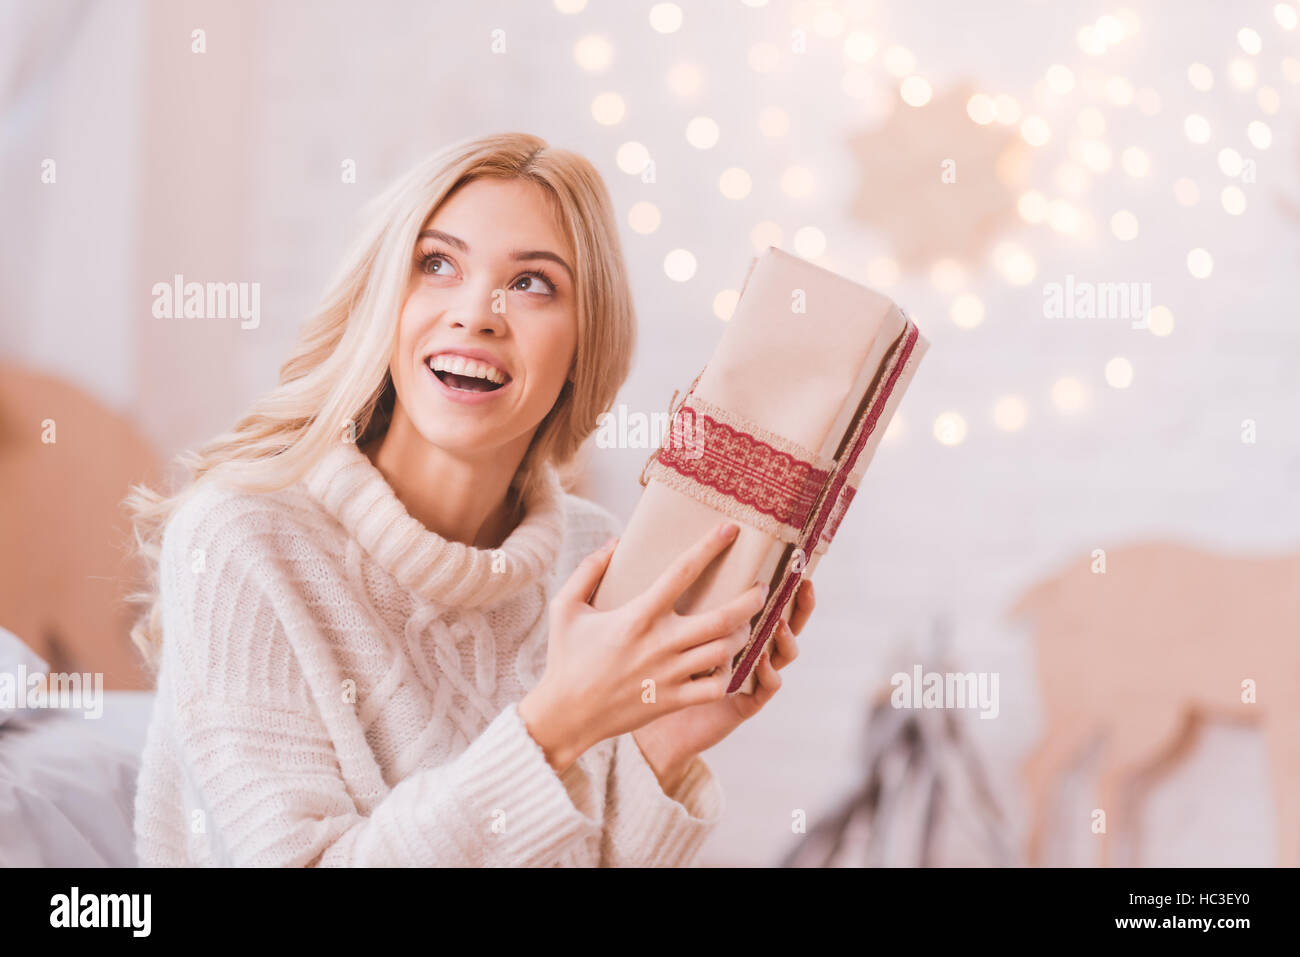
[718,522,739,540]
[757,582,769,599]
[604,536,618,550]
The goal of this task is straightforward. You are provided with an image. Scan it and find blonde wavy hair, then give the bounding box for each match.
[124,132,637,674]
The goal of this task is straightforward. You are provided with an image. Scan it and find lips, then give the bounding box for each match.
[423,348,509,379]
[424,350,513,393]
[421,356,512,408]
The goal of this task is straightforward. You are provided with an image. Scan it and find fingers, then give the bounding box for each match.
[554,536,618,609]
[671,618,790,711]
[637,521,740,620]
[769,617,798,670]
[788,577,815,636]
[670,580,768,651]
[672,626,750,682]
[750,646,782,704]
[684,641,781,713]
[676,667,733,707]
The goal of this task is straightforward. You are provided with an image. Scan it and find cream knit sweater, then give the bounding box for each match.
[133,440,724,867]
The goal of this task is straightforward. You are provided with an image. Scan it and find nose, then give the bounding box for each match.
[446,282,507,336]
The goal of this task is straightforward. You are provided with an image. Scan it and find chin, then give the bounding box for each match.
[411,422,494,454]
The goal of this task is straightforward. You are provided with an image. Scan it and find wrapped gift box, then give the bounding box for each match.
[590,246,928,694]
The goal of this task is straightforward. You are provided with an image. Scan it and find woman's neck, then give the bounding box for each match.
[360,406,529,550]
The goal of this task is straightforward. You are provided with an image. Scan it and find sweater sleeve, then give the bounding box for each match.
[171,688,603,867]
[598,731,725,867]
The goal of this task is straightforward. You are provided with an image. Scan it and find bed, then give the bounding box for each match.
[0,627,154,866]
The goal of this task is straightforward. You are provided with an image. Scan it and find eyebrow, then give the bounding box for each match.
[417,228,573,282]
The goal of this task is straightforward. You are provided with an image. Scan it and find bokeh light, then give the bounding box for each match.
[1218,147,1243,176]
[591,92,626,124]
[1187,63,1214,90]
[1051,377,1087,413]
[1105,357,1134,389]
[1021,115,1051,146]
[883,45,916,76]
[1110,210,1139,240]
[992,395,1028,432]
[616,141,650,175]
[933,412,968,446]
[900,76,932,106]
[1187,248,1214,278]
[628,201,660,234]
[1184,114,1211,143]
[1148,305,1175,337]
[649,3,683,34]
[844,31,878,62]
[993,242,1036,285]
[1247,120,1272,149]
[719,167,752,200]
[574,35,613,72]
[793,226,826,258]
[1120,147,1150,177]
[713,288,739,321]
[1046,64,1075,94]
[950,293,985,329]
[663,248,696,282]
[967,93,996,124]
[685,116,720,149]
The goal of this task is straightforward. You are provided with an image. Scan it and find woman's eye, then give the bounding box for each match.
[512,273,555,295]
[421,254,452,276]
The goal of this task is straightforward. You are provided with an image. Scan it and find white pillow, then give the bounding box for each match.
[0,625,49,727]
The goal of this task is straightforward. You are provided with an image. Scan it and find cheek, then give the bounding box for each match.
[530,324,577,391]
[396,290,422,346]
[388,300,423,393]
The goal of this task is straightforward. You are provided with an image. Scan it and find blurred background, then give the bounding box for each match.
[1,0,1297,867]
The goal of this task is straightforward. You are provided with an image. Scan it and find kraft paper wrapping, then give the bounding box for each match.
[590,246,927,695]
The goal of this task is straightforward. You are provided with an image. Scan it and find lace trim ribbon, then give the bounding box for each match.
[644,395,836,545]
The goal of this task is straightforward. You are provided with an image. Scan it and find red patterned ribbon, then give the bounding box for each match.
[654,405,831,536]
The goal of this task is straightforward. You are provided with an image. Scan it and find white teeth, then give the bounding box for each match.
[428,354,507,385]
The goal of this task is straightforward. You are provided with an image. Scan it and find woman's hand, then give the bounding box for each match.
[630,576,815,793]
[518,521,768,774]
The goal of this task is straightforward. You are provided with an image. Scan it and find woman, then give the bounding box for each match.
[127,132,814,867]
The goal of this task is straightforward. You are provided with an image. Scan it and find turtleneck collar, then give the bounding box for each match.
[300,441,566,609]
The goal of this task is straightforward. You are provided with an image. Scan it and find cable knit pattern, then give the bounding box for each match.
[133,440,725,867]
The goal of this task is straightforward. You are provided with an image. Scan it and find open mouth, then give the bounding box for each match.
[433,369,504,393]
[426,354,511,393]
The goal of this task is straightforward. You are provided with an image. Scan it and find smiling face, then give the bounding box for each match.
[385,176,580,466]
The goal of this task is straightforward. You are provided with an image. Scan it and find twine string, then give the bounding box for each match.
[638,366,706,487]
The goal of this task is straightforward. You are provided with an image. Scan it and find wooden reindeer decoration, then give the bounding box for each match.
[0,363,162,689]
[1012,542,1300,867]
